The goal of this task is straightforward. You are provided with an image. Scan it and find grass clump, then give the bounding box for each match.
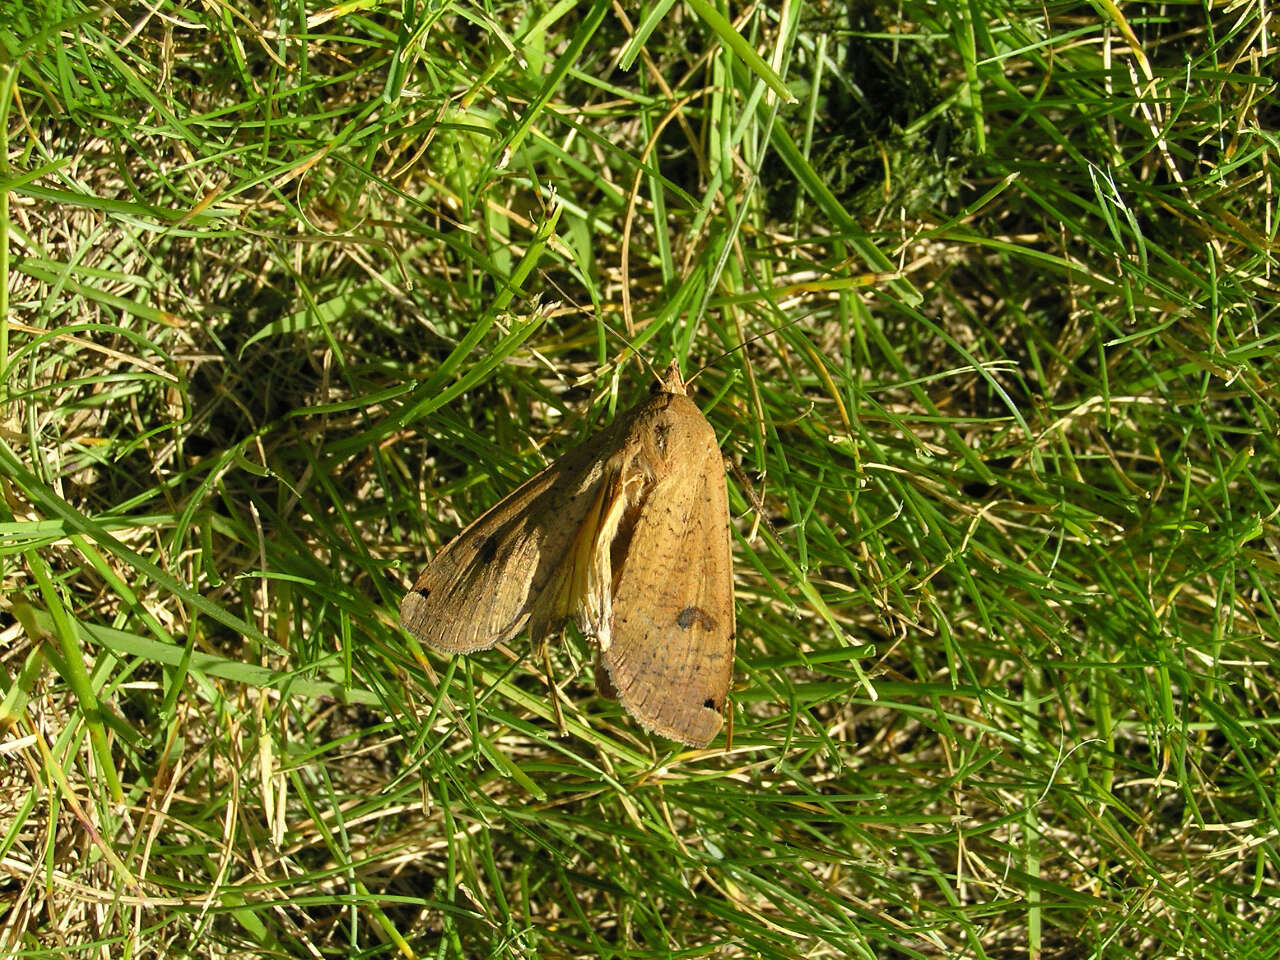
[2,2,1277,957]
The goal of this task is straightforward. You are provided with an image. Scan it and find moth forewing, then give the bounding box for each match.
[398,438,613,653]
[596,390,735,747]
[400,362,736,747]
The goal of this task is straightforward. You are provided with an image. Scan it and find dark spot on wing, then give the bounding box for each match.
[476,535,499,564]
[703,697,717,709]
[676,606,715,630]
[416,587,431,600]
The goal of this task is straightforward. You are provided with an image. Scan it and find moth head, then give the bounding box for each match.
[654,359,689,397]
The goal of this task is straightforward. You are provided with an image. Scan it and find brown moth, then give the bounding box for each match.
[400,360,734,747]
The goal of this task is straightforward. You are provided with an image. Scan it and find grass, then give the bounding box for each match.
[2,1,1278,957]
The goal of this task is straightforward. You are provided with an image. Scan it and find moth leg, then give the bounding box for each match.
[539,642,569,737]
[725,454,778,542]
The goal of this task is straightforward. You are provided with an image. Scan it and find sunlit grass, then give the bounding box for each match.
[2,2,1278,957]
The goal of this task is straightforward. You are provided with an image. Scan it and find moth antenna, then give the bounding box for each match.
[632,349,666,390]
[589,320,674,390]
[686,313,815,385]
[608,329,666,388]
[535,278,670,390]
[687,268,902,381]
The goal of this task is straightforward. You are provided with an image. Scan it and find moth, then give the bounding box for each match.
[400,361,734,747]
